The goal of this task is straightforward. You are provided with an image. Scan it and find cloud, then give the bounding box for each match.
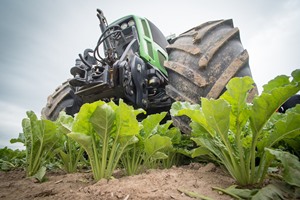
[246,1,300,92]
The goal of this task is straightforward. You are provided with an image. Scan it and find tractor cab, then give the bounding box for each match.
[107,15,169,76]
[68,10,171,111]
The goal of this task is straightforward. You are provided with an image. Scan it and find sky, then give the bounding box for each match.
[0,0,299,149]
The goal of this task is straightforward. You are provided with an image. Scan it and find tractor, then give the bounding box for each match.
[42,9,257,131]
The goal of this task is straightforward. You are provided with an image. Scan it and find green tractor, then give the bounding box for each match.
[42,9,257,130]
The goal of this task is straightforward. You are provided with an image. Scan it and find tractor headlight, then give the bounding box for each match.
[128,20,135,27]
[121,23,128,30]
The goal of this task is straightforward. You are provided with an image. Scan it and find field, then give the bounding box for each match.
[1,71,300,199]
[0,163,233,200]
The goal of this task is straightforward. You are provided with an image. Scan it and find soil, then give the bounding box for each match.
[0,163,235,200]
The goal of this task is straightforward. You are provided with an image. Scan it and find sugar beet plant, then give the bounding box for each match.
[68,99,145,181]
[121,112,182,175]
[13,111,60,179]
[68,100,182,179]
[171,70,300,186]
[0,147,25,171]
[12,111,86,179]
[55,112,85,173]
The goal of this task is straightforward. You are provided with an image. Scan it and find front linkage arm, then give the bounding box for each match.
[69,9,149,109]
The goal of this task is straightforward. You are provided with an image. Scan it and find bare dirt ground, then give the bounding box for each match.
[0,163,234,200]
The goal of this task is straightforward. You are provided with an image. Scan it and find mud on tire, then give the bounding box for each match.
[165,19,257,132]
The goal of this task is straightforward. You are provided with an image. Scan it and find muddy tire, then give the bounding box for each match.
[41,80,82,120]
[165,19,257,133]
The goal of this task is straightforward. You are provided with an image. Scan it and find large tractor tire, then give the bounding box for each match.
[165,19,257,133]
[41,80,82,120]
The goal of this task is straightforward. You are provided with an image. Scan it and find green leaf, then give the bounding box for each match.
[201,98,231,139]
[56,111,74,134]
[220,77,253,133]
[177,188,214,200]
[266,148,300,187]
[266,105,300,148]
[142,112,167,138]
[221,76,254,107]
[10,133,25,144]
[262,75,291,93]
[284,135,300,157]
[118,135,139,147]
[189,121,210,137]
[176,148,192,157]
[292,69,300,82]
[144,134,172,156]
[171,101,216,137]
[42,119,58,147]
[152,152,168,160]
[116,100,141,137]
[157,120,173,135]
[190,122,223,162]
[252,184,284,200]
[159,125,181,144]
[171,101,202,123]
[213,185,258,199]
[250,70,300,134]
[68,132,93,160]
[170,101,201,115]
[32,166,47,182]
[190,146,210,158]
[89,104,116,139]
[72,101,106,135]
[58,150,69,163]
[191,137,222,162]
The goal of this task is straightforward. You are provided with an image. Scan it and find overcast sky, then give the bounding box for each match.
[0,0,299,149]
